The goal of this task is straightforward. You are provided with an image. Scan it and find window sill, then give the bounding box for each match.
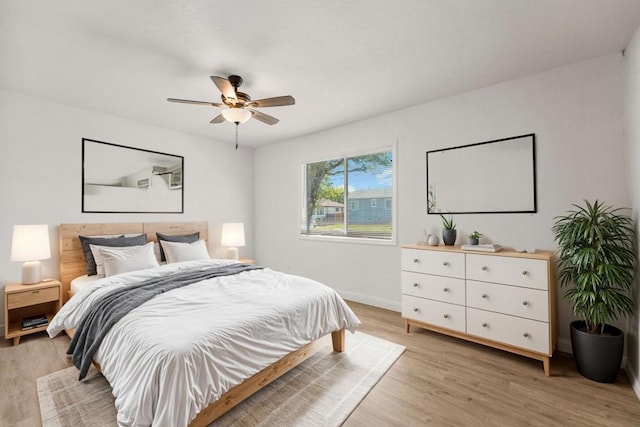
[298,233,397,246]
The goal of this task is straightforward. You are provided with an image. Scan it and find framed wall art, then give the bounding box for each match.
[82,138,184,213]
[426,133,536,214]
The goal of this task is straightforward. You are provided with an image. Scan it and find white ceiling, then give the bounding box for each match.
[2,1,640,148]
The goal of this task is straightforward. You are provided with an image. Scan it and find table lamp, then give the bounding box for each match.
[11,224,51,285]
[221,223,245,260]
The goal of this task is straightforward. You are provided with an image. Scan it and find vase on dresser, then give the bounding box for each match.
[442,229,457,246]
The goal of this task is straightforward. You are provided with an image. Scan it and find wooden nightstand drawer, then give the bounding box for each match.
[7,286,60,309]
[5,280,62,346]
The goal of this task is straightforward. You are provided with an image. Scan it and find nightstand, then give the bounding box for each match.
[240,258,256,264]
[4,280,62,346]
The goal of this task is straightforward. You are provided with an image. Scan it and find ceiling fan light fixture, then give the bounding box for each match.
[222,107,251,124]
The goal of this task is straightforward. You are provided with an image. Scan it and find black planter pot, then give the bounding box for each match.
[570,320,624,383]
[442,229,457,246]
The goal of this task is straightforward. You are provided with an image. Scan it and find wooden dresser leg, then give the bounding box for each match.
[543,356,550,376]
[13,336,20,346]
[331,329,345,352]
[405,319,411,333]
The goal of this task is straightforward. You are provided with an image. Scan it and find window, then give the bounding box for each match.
[301,146,394,241]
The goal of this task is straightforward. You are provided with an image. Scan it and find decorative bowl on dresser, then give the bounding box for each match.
[401,245,557,375]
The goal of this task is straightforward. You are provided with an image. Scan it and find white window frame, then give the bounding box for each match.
[350,200,360,211]
[370,199,377,208]
[299,143,397,246]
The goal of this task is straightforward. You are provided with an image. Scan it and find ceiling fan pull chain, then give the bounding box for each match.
[235,122,239,150]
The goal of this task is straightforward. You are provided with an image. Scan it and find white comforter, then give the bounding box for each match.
[48,259,361,427]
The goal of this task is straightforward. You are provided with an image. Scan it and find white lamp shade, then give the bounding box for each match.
[11,224,51,262]
[221,223,246,247]
[221,108,251,124]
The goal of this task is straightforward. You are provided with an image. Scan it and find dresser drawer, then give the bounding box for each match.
[401,249,465,279]
[466,308,550,355]
[402,295,466,333]
[402,271,465,305]
[466,280,549,322]
[466,254,548,290]
[7,286,60,309]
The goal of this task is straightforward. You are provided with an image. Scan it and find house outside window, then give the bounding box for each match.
[301,145,395,242]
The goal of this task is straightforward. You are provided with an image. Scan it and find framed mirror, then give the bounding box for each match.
[82,138,184,213]
[426,134,536,214]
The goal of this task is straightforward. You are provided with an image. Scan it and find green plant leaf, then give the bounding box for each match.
[552,199,636,334]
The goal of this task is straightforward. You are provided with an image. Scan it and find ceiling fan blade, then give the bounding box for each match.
[210,114,225,124]
[211,76,237,101]
[249,109,279,125]
[250,95,295,108]
[167,98,225,107]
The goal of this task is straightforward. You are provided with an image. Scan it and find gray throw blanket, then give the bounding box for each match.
[67,263,263,380]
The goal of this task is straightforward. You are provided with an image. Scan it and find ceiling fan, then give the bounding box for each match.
[167,75,295,148]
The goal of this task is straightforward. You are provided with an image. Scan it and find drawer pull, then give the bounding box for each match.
[413,283,419,288]
[482,323,488,328]
[522,301,529,306]
[442,261,449,266]
[443,314,449,319]
[413,258,419,263]
[413,307,419,313]
[442,287,449,292]
[523,332,529,338]
[481,294,488,299]
[481,266,487,271]
[522,270,528,275]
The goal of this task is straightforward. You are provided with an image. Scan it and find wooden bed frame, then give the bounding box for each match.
[58,222,345,426]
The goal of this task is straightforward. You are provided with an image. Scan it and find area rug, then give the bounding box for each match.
[37,332,405,426]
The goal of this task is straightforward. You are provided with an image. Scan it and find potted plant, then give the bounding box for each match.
[468,231,482,245]
[441,214,456,246]
[552,200,636,382]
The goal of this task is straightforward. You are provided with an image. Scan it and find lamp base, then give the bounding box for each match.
[226,247,239,260]
[22,261,42,285]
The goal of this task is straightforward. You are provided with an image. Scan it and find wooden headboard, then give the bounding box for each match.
[59,222,208,301]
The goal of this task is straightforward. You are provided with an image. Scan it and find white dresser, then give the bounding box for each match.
[401,245,557,375]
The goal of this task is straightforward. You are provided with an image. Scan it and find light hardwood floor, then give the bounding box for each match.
[1,301,639,426]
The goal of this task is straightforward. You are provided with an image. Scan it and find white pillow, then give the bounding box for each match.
[99,242,160,277]
[89,244,112,277]
[90,242,153,277]
[160,240,210,263]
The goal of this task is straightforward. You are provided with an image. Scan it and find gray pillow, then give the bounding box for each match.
[79,234,147,276]
[156,232,200,262]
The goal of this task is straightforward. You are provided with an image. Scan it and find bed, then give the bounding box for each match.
[49,222,360,427]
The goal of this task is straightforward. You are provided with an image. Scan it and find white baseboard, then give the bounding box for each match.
[336,289,400,313]
[557,337,572,354]
[628,363,640,401]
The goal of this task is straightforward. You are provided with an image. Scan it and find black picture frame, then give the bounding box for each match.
[82,138,184,213]
[426,133,537,215]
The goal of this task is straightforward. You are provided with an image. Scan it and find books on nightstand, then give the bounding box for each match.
[21,315,48,330]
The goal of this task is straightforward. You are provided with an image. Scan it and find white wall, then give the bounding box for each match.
[255,54,628,352]
[624,24,640,399]
[0,90,255,331]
